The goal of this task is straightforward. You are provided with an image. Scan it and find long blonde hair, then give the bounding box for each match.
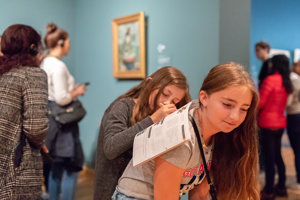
[119,66,191,124]
[200,63,259,199]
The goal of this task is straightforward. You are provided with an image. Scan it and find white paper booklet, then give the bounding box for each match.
[133,101,194,167]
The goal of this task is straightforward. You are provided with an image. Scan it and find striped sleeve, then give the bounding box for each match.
[22,68,49,148]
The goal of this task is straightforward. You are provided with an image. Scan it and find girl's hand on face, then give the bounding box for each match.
[150,102,177,123]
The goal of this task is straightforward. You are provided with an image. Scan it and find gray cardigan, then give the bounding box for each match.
[94,97,153,200]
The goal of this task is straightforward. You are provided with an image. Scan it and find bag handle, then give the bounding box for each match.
[190,117,218,200]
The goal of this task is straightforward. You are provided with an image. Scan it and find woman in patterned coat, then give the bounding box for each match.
[0,24,49,199]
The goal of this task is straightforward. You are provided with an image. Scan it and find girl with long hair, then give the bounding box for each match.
[94,66,191,200]
[259,55,293,200]
[113,63,260,200]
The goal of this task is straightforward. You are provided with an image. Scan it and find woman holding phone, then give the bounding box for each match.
[41,23,86,200]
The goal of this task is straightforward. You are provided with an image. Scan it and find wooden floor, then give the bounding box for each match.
[75,166,94,200]
[74,133,300,200]
[260,133,300,200]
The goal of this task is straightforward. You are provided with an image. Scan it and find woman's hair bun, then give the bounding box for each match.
[46,23,58,34]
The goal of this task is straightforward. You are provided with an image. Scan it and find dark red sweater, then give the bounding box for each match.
[258,72,288,129]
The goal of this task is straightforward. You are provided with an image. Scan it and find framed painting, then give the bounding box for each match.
[112,12,146,79]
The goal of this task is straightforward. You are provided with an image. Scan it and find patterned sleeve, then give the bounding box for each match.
[22,68,49,148]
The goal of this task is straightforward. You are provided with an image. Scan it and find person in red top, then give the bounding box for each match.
[259,55,293,200]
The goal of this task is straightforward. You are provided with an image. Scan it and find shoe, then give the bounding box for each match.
[260,190,275,200]
[289,183,300,190]
[41,191,50,200]
[274,186,287,197]
[291,183,300,190]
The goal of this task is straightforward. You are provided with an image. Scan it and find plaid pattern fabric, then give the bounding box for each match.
[0,66,49,199]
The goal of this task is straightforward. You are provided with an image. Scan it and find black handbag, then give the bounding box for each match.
[49,100,86,125]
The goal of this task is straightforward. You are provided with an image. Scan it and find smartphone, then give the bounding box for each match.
[83,82,90,86]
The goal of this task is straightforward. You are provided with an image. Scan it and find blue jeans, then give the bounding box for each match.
[49,162,79,200]
[112,190,142,200]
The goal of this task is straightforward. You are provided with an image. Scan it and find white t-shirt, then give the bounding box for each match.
[117,101,214,199]
[287,72,300,114]
[41,56,75,106]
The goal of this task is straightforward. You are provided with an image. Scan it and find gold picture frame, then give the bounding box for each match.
[112,12,146,79]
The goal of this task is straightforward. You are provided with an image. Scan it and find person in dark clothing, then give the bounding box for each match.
[259,55,293,200]
[255,41,272,85]
[93,66,191,200]
[255,41,272,176]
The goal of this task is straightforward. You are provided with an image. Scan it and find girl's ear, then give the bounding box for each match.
[146,77,152,81]
[199,90,209,107]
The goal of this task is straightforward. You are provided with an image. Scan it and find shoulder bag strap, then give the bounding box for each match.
[190,117,218,200]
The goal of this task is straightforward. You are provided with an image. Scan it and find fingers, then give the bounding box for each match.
[165,107,176,115]
[74,84,80,89]
[160,102,176,108]
[42,144,49,153]
[159,103,177,115]
[76,84,86,96]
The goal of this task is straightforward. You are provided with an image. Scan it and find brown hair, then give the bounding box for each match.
[200,63,259,199]
[119,66,191,124]
[0,35,3,56]
[255,41,270,53]
[44,23,68,49]
[0,24,42,76]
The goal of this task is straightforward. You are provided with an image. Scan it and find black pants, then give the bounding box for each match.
[43,162,51,191]
[258,129,265,171]
[287,114,300,183]
[261,128,286,192]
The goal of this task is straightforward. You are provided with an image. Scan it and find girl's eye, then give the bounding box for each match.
[223,103,232,108]
[240,108,249,112]
[162,92,169,97]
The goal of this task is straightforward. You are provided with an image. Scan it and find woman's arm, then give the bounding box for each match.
[102,100,177,160]
[102,100,153,160]
[154,156,184,200]
[22,68,49,148]
[52,64,73,105]
[189,178,210,200]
